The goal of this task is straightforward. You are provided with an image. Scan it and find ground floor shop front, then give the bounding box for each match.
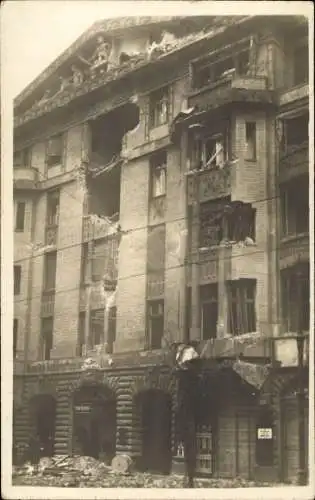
[12,361,309,484]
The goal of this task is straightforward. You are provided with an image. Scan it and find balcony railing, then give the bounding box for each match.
[188,73,269,110]
[187,165,231,205]
[279,233,309,270]
[13,166,39,190]
[41,290,55,317]
[279,143,309,182]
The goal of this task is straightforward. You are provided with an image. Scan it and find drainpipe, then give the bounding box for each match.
[23,193,38,392]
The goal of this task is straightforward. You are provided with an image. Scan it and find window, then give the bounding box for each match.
[13,319,18,358]
[147,224,166,272]
[293,44,308,86]
[46,134,63,167]
[150,151,167,198]
[14,265,21,295]
[255,407,274,467]
[191,126,230,170]
[228,279,256,336]
[149,87,169,128]
[90,309,104,346]
[41,317,53,360]
[43,252,57,291]
[15,201,26,232]
[92,238,117,284]
[80,243,89,285]
[199,199,256,248]
[280,176,309,237]
[245,122,256,160]
[282,114,308,154]
[107,306,117,354]
[200,284,218,340]
[46,190,60,226]
[14,147,31,168]
[77,312,86,356]
[192,40,250,89]
[281,265,309,332]
[147,300,164,349]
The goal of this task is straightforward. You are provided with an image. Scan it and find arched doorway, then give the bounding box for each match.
[72,383,116,464]
[29,394,56,457]
[136,389,172,474]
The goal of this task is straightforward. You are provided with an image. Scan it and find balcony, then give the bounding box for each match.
[279,143,309,183]
[187,165,231,205]
[188,74,271,111]
[279,233,309,270]
[41,290,55,317]
[279,82,309,107]
[13,166,39,190]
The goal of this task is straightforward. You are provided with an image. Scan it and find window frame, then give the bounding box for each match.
[227,279,256,336]
[147,300,164,350]
[46,134,64,168]
[280,177,309,238]
[90,308,105,346]
[150,151,167,199]
[245,122,257,161]
[149,86,170,129]
[15,201,26,232]
[43,251,57,292]
[41,316,54,361]
[46,189,60,227]
[14,265,22,296]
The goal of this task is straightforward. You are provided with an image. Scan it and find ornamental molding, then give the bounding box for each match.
[130,370,176,397]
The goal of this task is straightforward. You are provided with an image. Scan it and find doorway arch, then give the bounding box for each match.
[29,394,56,457]
[72,383,116,464]
[135,389,172,474]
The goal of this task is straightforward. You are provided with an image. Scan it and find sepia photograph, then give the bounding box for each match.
[1,1,314,499]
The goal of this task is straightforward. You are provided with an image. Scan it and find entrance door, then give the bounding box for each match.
[31,395,56,457]
[140,390,172,474]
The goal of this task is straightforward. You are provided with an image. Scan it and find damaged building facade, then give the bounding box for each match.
[13,16,310,483]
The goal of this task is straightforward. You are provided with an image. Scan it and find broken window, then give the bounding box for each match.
[14,265,21,295]
[13,318,18,358]
[15,201,26,232]
[46,189,60,227]
[192,40,250,89]
[14,147,31,168]
[90,309,104,346]
[107,306,116,354]
[77,312,86,356]
[293,44,308,86]
[191,126,230,170]
[149,87,169,128]
[282,114,308,153]
[281,265,309,332]
[227,279,256,336]
[199,198,229,248]
[150,151,167,198]
[245,122,256,160]
[41,317,53,360]
[147,300,164,349]
[280,176,309,237]
[200,284,218,340]
[43,252,57,291]
[46,134,63,167]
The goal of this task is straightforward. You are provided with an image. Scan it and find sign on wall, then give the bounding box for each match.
[257,428,273,440]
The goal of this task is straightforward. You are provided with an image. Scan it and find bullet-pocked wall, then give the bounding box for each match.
[116,155,149,352]
[231,110,272,335]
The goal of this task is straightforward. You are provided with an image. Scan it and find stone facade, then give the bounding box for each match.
[13,16,310,483]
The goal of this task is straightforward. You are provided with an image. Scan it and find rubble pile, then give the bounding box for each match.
[12,457,279,488]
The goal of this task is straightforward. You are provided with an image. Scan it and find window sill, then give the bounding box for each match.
[280,232,309,244]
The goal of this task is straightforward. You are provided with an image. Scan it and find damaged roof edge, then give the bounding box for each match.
[13,16,201,109]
